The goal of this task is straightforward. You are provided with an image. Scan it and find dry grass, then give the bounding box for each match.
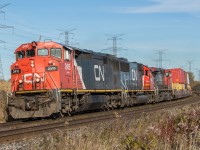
[0,103,199,150]
[0,80,11,123]
[0,80,11,92]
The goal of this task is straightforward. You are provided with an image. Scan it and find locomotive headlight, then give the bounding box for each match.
[14,64,19,68]
[30,60,35,68]
[31,64,34,67]
[48,61,53,65]
[36,78,40,82]
[19,80,23,84]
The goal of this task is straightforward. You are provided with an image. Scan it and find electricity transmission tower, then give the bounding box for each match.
[105,34,125,57]
[154,50,168,68]
[57,28,76,46]
[0,3,13,80]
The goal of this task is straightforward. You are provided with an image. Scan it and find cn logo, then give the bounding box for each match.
[94,65,105,81]
[24,73,44,83]
[131,69,138,81]
[65,63,71,70]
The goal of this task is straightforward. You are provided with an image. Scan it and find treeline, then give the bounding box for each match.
[188,72,200,90]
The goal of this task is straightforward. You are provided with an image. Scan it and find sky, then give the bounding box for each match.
[0,0,200,80]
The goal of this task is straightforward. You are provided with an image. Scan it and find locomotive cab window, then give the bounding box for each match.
[38,49,48,56]
[145,70,149,76]
[16,51,25,60]
[50,48,62,59]
[64,49,71,61]
[26,49,35,57]
[165,72,169,77]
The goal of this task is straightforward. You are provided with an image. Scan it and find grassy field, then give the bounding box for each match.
[0,102,199,150]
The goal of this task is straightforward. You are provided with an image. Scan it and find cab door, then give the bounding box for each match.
[143,66,151,90]
[62,48,73,89]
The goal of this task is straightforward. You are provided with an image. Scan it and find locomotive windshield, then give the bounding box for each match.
[50,48,62,59]
[38,49,48,56]
[26,49,35,57]
[16,51,25,60]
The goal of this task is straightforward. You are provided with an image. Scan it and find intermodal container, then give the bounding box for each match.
[170,68,186,84]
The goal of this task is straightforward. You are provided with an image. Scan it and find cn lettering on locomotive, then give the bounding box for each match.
[94,65,105,81]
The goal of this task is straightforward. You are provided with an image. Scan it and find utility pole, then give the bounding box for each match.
[187,60,193,73]
[57,28,76,46]
[197,70,200,81]
[155,50,167,68]
[0,55,4,80]
[194,68,200,81]
[106,34,125,57]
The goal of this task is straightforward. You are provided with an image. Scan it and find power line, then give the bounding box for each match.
[0,40,5,43]
[0,4,13,43]
[0,24,13,29]
[57,28,77,46]
[0,3,10,19]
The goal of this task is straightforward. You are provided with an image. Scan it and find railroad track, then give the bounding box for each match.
[0,95,199,144]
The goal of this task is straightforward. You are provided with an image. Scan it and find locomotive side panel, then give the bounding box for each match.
[76,53,94,89]
[120,60,130,90]
[109,58,121,89]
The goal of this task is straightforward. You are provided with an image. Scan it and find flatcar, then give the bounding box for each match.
[8,41,191,119]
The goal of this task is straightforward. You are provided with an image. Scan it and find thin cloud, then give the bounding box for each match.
[115,0,200,14]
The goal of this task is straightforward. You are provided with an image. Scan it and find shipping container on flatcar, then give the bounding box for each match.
[169,68,191,98]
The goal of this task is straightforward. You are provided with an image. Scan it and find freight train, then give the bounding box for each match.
[8,41,192,119]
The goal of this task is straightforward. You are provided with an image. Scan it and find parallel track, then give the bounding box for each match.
[0,95,199,144]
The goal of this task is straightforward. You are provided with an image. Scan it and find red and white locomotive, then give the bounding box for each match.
[8,41,191,119]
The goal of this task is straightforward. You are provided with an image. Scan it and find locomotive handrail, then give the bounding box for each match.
[12,75,19,92]
[6,92,12,105]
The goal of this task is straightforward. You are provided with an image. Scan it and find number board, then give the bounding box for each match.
[45,66,58,71]
[11,69,21,74]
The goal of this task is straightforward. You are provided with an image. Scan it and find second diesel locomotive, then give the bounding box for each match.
[8,41,191,119]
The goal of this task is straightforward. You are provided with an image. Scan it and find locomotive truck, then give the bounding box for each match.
[8,41,191,119]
